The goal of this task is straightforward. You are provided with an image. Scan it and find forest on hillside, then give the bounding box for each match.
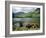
[12,8,40,18]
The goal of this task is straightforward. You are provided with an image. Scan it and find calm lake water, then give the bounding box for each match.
[13,18,32,22]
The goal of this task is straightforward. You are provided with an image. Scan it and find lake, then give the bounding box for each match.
[13,18,32,22]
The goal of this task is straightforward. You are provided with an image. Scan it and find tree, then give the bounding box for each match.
[19,22,23,27]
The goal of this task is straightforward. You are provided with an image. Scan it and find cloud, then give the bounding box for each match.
[12,6,36,13]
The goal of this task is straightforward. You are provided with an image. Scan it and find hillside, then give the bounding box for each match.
[12,8,40,18]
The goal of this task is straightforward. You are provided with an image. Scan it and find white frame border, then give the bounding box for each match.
[10,4,43,34]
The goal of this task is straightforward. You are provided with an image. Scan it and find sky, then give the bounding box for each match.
[12,6,36,13]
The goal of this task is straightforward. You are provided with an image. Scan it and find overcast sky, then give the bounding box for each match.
[12,6,36,13]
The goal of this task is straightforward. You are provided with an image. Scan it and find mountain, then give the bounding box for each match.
[12,8,40,18]
[16,12,32,18]
[12,12,24,18]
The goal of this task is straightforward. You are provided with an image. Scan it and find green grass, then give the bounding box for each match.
[13,27,40,31]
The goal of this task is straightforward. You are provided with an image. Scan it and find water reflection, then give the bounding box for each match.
[13,18,32,22]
